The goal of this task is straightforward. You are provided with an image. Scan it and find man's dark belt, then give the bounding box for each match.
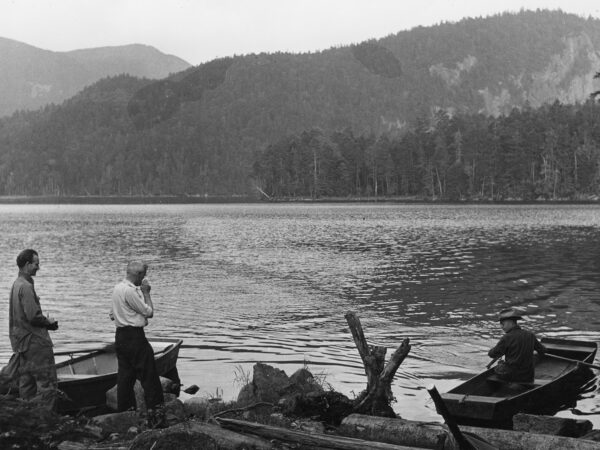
[116,326,145,333]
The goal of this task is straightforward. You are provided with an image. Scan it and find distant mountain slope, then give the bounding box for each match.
[1,9,600,197]
[124,9,600,137]
[378,9,600,116]
[0,38,190,117]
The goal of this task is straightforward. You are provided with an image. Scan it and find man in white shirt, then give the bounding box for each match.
[110,261,164,419]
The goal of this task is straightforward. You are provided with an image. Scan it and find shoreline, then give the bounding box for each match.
[0,195,599,205]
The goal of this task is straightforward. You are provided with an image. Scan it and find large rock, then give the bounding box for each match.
[513,413,593,437]
[287,368,325,395]
[237,363,290,405]
[164,397,186,426]
[106,378,179,413]
[161,376,181,396]
[237,364,326,406]
[236,363,349,423]
[105,382,145,413]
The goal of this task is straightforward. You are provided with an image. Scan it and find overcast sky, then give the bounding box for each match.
[2,0,600,65]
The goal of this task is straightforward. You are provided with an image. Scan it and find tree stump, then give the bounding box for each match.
[344,312,411,418]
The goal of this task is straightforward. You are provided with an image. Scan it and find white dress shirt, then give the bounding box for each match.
[110,279,153,328]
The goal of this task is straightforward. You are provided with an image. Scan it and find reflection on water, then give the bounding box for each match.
[1,203,600,424]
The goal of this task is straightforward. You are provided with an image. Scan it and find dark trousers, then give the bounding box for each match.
[18,342,58,410]
[115,326,164,411]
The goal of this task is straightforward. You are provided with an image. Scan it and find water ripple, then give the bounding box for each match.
[1,204,600,423]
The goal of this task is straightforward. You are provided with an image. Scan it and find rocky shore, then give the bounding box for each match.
[1,362,353,449]
[3,362,600,450]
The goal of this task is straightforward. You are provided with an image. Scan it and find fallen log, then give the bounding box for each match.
[512,413,593,437]
[460,424,600,450]
[340,414,600,450]
[217,417,430,450]
[345,311,411,418]
[339,414,447,449]
[130,421,275,450]
[57,442,129,450]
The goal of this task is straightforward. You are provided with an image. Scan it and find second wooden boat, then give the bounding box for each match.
[440,337,597,428]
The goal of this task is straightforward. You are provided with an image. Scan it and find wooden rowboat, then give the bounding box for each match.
[440,337,598,429]
[55,338,182,412]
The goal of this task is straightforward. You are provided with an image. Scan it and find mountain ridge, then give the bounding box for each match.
[0,37,191,117]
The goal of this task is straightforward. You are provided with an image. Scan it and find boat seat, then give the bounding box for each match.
[486,375,539,387]
[487,374,553,386]
[442,393,505,404]
[544,343,593,353]
[57,374,91,380]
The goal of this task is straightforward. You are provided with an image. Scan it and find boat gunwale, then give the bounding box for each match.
[55,337,183,369]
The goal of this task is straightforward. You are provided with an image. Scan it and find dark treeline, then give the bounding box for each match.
[253,100,600,200]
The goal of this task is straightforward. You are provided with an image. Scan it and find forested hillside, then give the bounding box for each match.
[1,10,600,200]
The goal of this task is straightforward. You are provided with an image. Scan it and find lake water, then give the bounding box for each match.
[1,203,600,425]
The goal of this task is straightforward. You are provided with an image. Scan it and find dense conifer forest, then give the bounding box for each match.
[253,101,600,200]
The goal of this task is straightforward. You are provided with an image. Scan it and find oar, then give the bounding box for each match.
[427,384,498,450]
[55,342,171,357]
[54,343,116,356]
[545,353,600,370]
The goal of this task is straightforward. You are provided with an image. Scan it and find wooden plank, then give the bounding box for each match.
[486,375,543,388]
[57,374,93,380]
[442,393,505,404]
[217,418,429,450]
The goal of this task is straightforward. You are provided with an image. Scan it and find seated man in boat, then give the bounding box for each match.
[488,308,546,382]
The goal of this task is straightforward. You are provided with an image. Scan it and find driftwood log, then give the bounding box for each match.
[130,421,275,450]
[340,414,600,450]
[216,417,429,450]
[345,312,411,417]
[512,413,593,437]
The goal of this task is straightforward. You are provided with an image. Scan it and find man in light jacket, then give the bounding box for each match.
[9,249,59,409]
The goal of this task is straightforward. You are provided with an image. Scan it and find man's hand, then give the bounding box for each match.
[141,278,151,294]
[47,320,59,331]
